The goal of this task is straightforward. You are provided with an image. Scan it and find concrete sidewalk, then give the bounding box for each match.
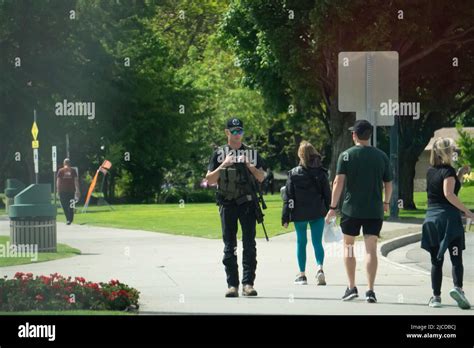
[0,220,472,315]
[387,233,474,281]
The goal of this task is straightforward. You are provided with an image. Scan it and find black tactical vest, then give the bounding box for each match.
[217,145,256,202]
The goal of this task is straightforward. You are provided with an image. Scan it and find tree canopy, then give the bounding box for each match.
[220,0,474,208]
[1,0,473,207]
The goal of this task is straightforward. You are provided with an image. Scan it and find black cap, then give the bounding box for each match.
[348,120,373,135]
[226,117,244,129]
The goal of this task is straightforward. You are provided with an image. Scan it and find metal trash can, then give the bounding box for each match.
[4,179,25,214]
[9,184,57,253]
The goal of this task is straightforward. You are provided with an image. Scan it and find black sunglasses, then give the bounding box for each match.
[230,128,244,135]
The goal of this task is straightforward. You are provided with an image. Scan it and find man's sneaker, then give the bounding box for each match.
[342,287,358,301]
[242,284,258,296]
[365,290,377,303]
[316,270,326,286]
[66,221,71,225]
[294,275,307,285]
[225,287,239,298]
[428,296,442,308]
[449,287,471,309]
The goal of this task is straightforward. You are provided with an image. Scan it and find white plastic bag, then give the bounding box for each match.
[323,217,343,243]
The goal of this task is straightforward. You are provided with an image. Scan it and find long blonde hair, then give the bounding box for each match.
[298,141,321,168]
[430,137,455,167]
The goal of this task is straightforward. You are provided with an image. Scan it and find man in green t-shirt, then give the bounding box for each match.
[325,120,393,304]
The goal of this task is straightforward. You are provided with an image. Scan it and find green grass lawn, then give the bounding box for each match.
[10,186,474,239]
[59,195,288,239]
[0,310,135,316]
[0,236,81,267]
[398,186,474,222]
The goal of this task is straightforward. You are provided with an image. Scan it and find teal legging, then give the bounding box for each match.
[294,218,325,272]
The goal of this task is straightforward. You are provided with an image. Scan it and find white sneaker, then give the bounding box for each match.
[294,275,307,285]
[428,296,442,308]
[449,288,471,309]
[316,270,326,286]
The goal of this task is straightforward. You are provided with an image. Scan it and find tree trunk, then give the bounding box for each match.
[397,113,447,210]
[108,174,116,202]
[398,149,419,210]
[397,117,440,210]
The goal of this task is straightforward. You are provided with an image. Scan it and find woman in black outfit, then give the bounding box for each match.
[422,137,473,309]
[282,141,331,285]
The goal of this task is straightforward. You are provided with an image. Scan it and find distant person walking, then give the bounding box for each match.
[325,120,393,303]
[264,168,274,195]
[422,137,473,309]
[282,141,331,285]
[57,158,80,225]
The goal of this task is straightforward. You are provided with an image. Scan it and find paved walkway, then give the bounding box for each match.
[0,220,472,315]
[387,233,474,282]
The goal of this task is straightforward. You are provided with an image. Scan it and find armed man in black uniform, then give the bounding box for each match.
[206,118,266,298]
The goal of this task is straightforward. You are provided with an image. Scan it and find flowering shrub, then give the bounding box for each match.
[463,172,474,187]
[0,273,140,312]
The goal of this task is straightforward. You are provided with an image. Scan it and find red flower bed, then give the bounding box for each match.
[0,272,140,312]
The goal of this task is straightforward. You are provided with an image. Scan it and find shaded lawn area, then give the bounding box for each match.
[0,236,81,267]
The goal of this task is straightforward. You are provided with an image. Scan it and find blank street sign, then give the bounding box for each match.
[372,52,398,126]
[338,51,398,127]
[338,52,367,114]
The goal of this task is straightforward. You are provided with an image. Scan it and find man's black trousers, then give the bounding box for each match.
[219,200,257,288]
[59,192,75,223]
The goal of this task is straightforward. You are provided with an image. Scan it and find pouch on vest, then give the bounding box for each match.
[218,167,236,201]
[218,164,253,203]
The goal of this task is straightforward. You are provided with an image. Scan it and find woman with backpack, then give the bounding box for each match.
[282,141,331,285]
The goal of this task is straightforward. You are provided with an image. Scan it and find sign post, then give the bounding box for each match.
[338,51,398,134]
[31,110,39,184]
[52,146,57,206]
[338,51,400,218]
[66,133,70,158]
[389,120,399,218]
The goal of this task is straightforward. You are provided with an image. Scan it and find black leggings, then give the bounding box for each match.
[429,240,463,296]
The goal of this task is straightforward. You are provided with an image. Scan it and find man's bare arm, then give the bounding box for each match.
[206,153,234,185]
[384,181,393,202]
[329,174,346,208]
[207,163,265,185]
[206,152,265,185]
[206,167,222,186]
[325,174,345,223]
[247,165,265,183]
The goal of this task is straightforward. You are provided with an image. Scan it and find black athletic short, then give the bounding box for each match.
[340,214,383,237]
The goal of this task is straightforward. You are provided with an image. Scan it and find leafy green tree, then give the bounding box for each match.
[220,0,474,208]
[1,0,211,202]
[456,123,474,167]
[0,0,108,186]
